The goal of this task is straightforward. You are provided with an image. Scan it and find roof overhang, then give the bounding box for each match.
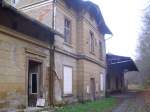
[107,54,138,72]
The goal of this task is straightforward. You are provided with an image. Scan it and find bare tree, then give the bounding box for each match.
[137,4,150,84]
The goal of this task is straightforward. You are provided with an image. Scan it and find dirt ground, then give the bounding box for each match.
[111,90,150,112]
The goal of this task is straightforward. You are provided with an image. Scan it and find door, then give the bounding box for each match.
[90,78,96,100]
[28,60,42,107]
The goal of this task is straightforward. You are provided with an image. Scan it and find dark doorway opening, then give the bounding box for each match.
[90,78,96,100]
[28,60,42,107]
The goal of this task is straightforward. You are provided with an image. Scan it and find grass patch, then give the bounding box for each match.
[55,97,117,112]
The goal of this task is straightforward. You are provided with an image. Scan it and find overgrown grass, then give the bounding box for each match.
[55,97,117,112]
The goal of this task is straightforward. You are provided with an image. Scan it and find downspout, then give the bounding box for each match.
[49,0,56,106]
[104,34,113,97]
[49,41,55,106]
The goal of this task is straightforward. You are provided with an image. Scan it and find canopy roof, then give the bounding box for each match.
[107,54,138,72]
[64,0,112,35]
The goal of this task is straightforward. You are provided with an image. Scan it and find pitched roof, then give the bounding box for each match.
[64,0,112,35]
[0,1,56,44]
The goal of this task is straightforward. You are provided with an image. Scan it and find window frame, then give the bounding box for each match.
[30,73,38,94]
[64,18,72,44]
[89,31,95,54]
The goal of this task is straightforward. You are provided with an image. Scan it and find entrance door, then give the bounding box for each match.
[28,60,42,107]
[90,78,96,100]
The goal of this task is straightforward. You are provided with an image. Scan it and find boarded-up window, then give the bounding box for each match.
[64,18,71,43]
[63,66,72,95]
[89,31,94,53]
[100,74,105,91]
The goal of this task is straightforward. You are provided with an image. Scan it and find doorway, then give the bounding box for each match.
[90,78,96,100]
[28,60,42,107]
[116,77,119,90]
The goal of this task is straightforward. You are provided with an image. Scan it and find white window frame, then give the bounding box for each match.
[63,66,73,95]
[30,73,38,94]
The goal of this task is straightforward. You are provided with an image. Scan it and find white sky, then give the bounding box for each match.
[90,0,148,59]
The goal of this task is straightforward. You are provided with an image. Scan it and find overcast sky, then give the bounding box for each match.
[90,0,148,59]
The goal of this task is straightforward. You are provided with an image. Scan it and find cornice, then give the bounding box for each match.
[55,47,106,68]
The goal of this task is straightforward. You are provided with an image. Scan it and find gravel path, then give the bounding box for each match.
[112,91,150,112]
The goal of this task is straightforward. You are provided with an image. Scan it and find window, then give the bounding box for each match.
[64,18,71,43]
[31,73,38,94]
[100,74,105,91]
[99,41,103,59]
[89,31,94,53]
[63,66,73,95]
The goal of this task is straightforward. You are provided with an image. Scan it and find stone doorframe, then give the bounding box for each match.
[25,52,46,107]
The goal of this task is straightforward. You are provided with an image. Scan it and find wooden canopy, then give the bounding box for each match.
[107,54,138,72]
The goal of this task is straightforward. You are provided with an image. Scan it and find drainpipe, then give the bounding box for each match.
[104,34,113,97]
[48,0,56,106]
[49,42,55,106]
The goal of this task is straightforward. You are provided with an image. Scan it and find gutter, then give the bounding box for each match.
[104,34,113,41]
